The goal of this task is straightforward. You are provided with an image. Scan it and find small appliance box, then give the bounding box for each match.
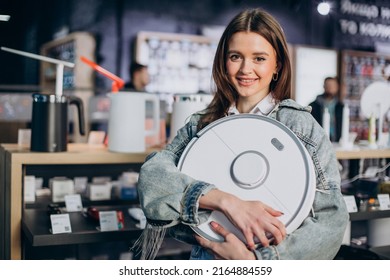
[50,177,75,202]
[86,182,112,201]
[112,171,139,200]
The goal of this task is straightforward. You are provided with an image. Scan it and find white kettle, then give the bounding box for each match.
[169,94,212,142]
[108,92,160,153]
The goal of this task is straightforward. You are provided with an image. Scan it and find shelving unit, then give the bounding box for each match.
[340,50,390,141]
[0,143,166,259]
[337,146,390,258]
[135,31,218,112]
[22,206,142,247]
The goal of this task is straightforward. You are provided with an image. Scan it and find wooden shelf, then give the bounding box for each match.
[334,145,390,160]
[0,143,156,259]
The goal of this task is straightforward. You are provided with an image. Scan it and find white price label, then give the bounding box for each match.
[65,194,83,212]
[377,194,390,210]
[99,211,119,232]
[343,195,358,213]
[50,214,72,234]
[24,175,36,203]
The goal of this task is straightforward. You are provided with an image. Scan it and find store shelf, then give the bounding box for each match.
[0,143,157,259]
[350,210,390,222]
[340,50,390,141]
[334,145,390,160]
[22,206,142,247]
[370,245,390,259]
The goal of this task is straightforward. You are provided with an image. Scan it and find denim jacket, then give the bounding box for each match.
[137,99,349,260]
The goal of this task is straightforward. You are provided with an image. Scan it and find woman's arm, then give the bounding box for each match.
[138,114,216,226]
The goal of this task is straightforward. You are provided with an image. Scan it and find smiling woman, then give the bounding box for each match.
[226,32,278,113]
[135,8,349,260]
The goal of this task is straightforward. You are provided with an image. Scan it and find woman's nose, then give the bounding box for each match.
[240,59,253,74]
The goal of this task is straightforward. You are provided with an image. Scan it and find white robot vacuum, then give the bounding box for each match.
[178,114,316,243]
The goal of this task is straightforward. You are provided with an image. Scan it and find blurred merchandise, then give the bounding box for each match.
[135,31,217,111]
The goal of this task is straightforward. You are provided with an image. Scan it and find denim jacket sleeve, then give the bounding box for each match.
[137,113,216,227]
[253,103,349,260]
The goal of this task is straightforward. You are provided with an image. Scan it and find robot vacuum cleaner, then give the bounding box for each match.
[178,114,316,243]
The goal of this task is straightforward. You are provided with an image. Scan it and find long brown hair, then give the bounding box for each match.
[199,8,292,129]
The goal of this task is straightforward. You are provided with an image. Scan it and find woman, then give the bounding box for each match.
[136,8,349,260]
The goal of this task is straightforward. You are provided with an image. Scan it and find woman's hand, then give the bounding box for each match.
[199,189,286,249]
[195,221,256,260]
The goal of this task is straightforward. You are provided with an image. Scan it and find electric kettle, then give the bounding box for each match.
[169,94,212,142]
[30,93,85,152]
[107,91,160,153]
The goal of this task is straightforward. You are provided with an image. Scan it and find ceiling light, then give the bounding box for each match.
[317,2,331,16]
[0,15,11,21]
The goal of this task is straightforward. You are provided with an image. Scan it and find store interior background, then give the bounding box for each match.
[1,0,390,260]
[0,0,334,87]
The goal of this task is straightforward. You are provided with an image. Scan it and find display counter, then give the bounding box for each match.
[0,143,157,259]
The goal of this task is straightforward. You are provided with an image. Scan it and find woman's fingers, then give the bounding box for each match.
[263,203,284,217]
[209,221,229,237]
[195,222,231,248]
[242,228,255,249]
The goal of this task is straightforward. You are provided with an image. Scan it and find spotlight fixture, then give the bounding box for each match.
[317,2,331,16]
[0,15,11,21]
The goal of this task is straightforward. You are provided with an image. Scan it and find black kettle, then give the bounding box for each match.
[30,93,85,152]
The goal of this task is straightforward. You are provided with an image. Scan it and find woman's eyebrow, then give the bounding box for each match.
[227,50,270,56]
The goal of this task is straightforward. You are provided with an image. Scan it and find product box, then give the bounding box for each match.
[86,182,112,201]
[50,177,75,203]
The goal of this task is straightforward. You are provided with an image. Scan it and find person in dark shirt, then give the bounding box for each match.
[309,76,344,142]
[309,77,359,179]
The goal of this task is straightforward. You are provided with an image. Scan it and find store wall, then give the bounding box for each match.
[0,0,328,90]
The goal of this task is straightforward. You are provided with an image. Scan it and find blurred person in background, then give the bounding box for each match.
[309,76,344,143]
[124,62,150,91]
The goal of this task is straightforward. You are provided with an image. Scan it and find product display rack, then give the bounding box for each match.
[0,143,191,260]
[135,31,218,112]
[340,50,390,141]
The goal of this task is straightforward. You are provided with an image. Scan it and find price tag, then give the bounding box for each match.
[99,211,119,232]
[50,214,72,234]
[65,194,83,212]
[377,194,390,210]
[24,175,36,203]
[343,195,358,213]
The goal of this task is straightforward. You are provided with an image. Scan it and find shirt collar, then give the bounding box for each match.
[227,93,276,116]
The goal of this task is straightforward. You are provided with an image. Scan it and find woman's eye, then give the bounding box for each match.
[255,57,265,62]
[229,54,241,61]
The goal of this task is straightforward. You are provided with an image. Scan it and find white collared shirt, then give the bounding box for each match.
[227,93,276,116]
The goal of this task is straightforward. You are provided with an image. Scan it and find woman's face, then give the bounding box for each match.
[226,31,278,106]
